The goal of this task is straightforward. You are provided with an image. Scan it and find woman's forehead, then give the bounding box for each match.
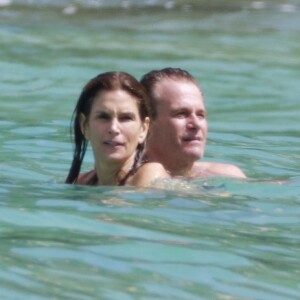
[91,90,139,111]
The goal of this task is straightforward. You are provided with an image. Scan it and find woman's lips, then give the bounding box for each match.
[104,140,124,146]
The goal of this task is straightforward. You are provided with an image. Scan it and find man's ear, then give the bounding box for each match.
[138,117,150,144]
[79,113,89,140]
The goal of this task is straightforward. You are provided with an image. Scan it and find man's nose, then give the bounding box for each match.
[186,114,201,129]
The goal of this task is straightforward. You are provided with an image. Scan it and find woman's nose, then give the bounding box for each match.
[108,118,120,134]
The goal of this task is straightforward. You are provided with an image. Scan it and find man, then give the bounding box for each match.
[140,67,246,178]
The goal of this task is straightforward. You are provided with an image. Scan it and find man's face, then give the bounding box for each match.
[149,78,207,174]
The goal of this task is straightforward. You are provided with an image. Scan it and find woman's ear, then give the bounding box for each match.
[138,117,150,144]
[79,113,89,140]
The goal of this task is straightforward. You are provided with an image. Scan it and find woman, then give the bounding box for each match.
[66,71,169,187]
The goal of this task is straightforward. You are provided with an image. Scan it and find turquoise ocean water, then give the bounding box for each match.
[0,0,300,299]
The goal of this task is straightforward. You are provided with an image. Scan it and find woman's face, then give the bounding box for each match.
[80,89,149,167]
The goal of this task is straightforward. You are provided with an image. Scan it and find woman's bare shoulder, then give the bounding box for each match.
[139,162,168,172]
[76,169,97,185]
[129,162,170,187]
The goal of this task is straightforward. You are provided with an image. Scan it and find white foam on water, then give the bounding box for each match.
[62,5,78,15]
[0,0,12,7]
[279,4,297,13]
[251,1,266,10]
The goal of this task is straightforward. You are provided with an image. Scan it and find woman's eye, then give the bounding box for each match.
[97,113,110,120]
[120,114,134,122]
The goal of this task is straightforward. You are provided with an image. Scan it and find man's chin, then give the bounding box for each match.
[183,150,203,160]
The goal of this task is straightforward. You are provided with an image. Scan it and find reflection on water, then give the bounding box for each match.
[3,0,300,11]
[1,181,300,299]
[0,1,300,299]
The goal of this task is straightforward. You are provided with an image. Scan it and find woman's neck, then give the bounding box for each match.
[94,155,135,186]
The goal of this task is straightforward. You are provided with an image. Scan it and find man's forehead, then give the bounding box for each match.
[156,78,200,94]
[154,78,204,106]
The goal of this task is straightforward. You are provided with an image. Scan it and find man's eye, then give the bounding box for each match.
[197,113,205,119]
[175,112,187,118]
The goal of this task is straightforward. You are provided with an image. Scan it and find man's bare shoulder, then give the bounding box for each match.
[191,161,247,178]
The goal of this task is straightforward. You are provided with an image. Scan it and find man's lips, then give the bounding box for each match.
[182,136,202,142]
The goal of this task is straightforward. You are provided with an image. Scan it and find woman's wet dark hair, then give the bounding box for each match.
[65,71,152,185]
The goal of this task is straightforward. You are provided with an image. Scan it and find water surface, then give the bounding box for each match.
[0,1,300,299]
